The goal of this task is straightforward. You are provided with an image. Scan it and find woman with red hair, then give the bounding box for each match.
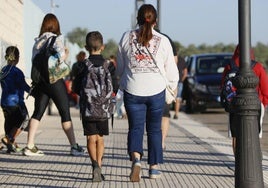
[24,13,84,156]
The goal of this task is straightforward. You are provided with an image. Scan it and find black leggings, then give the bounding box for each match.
[32,79,71,122]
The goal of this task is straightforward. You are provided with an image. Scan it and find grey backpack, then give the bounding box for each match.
[79,59,115,121]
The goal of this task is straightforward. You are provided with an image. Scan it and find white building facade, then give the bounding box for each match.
[0,0,82,137]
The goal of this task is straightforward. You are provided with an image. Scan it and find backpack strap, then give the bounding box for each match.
[84,59,94,70]
[103,60,115,128]
[103,60,111,73]
[49,36,57,48]
[31,36,57,87]
[85,59,110,73]
[39,36,57,53]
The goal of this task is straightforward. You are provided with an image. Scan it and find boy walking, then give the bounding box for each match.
[77,31,113,182]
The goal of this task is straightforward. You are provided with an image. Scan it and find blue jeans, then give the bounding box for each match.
[124,90,165,165]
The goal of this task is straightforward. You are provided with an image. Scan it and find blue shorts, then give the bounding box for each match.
[176,82,183,99]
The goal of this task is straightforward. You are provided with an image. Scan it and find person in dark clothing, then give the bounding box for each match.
[173,55,188,119]
[0,46,31,153]
[154,30,178,150]
[71,51,86,80]
[70,51,86,108]
[108,55,119,94]
[108,55,126,118]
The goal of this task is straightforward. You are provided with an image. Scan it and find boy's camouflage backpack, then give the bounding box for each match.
[79,59,115,121]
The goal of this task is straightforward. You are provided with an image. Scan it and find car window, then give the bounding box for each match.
[197,56,232,74]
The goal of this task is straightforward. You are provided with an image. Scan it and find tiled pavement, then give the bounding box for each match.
[1,108,268,187]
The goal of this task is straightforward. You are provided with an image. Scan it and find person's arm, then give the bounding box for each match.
[17,70,31,93]
[108,61,116,74]
[181,68,188,82]
[257,63,268,107]
[115,33,126,78]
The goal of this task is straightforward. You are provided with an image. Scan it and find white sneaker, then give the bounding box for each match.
[23,146,44,156]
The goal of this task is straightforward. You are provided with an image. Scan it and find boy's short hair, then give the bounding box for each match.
[85,31,103,52]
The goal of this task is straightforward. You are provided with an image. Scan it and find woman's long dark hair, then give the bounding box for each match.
[39,13,61,37]
[137,4,157,46]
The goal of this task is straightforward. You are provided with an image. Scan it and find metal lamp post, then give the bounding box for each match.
[132,0,145,29]
[156,0,160,31]
[233,0,264,187]
[50,0,59,13]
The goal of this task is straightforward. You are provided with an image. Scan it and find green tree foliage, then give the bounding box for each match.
[173,41,268,68]
[66,27,89,48]
[102,39,118,59]
[67,29,268,69]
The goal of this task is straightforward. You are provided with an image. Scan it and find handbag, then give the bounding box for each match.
[48,55,70,84]
[145,46,177,104]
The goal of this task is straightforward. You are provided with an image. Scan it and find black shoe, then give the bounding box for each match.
[2,136,22,153]
[92,167,102,182]
[92,160,102,182]
[173,114,178,119]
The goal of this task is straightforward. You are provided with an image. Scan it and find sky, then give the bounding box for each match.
[32,0,268,47]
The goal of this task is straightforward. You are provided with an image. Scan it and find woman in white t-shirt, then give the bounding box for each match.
[116,4,179,182]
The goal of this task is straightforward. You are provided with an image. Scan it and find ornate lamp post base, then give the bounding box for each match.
[233,70,263,187]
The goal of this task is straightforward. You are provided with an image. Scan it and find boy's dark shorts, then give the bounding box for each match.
[2,104,28,129]
[82,119,109,136]
[229,113,239,137]
[162,103,171,118]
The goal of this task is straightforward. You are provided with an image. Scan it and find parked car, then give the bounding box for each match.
[183,53,233,113]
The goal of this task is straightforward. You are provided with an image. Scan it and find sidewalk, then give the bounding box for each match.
[1,108,268,188]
